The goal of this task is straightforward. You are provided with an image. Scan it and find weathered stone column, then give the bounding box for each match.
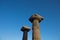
[29,14,43,40]
[21,26,30,40]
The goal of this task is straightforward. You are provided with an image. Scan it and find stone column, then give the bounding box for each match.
[29,14,43,40]
[21,26,30,40]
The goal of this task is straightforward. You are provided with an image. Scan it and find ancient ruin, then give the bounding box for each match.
[29,14,43,40]
[21,26,30,40]
[21,14,43,40]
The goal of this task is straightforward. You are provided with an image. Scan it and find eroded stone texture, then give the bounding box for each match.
[21,26,30,40]
[29,14,43,40]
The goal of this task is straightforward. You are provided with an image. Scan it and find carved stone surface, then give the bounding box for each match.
[21,26,30,40]
[29,14,43,40]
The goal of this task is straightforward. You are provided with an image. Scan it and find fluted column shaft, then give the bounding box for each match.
[32,19,40,40]
[22,31,28,40]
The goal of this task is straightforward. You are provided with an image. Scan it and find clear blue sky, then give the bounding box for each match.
[0,0,60,40]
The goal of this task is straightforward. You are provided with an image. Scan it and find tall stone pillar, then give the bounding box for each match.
[21,26,30,40]
[29,14,43,40]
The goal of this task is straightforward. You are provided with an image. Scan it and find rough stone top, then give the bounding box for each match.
[21,26,30,32]
[29,14,43,23]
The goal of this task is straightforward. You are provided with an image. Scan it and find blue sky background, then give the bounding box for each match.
[0,0,60,40]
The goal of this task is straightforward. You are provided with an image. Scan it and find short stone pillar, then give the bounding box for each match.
[21,26,30,40]
[29,14,43,40]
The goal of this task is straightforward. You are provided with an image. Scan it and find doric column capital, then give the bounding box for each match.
[21,26,30,32]
[29,14,43,23]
